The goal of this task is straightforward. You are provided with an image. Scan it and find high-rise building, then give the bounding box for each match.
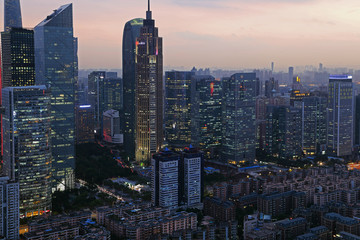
[1,28,35,88]
[0,176,19,240]
[301,96,327,155]
[222,73,257,164]
[327,75,354,157]
[180,146,203,207]
[103,77,123,113]
[265,106,302,159]
[135,2,163,162]
[34,4,76,190]
[103,109,123,144]
[2,86,52,217]
[152,149,179,209]
[264,77,279,98]
[122,18,143,159]
[191,75,222,156]
[88,71,106,131]
[75,105,95,144]
[165,71,194,150]
[289,67,294,86]
[355,94,360,146]
[4,0,22,32]
[152,147,203,209]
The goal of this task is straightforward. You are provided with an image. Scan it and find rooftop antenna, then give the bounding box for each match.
[146,0,152,19]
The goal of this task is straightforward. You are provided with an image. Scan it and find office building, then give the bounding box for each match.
[0,177,19,240]
[327,75,354,157]
[355,94,360,146]
[75,105,95,144]
[4,0,22,32]
[301,96,327,155]
[181,146,203,207]
[103,77,123,112]
[122,18,143,159]
[2,86,52,217]
[289,67,294,86]
[35,4,77,190]
[221,73,257,164]
[152,146,204,209]
[152,149,180,209]
[165,71,194,149]
[265,106,302,159]
[264,77,279,98]
[191,75,222,156]
[103,110,123,144]
[88,71,105,131]
[1,28,35,88]
[135,2,163,162]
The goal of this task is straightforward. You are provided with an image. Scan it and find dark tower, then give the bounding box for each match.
[135,0,163,162]
[122,18,143,159]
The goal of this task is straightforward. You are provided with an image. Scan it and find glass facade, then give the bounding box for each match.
[1,28,35,88]
[123,18,143,159]
[222,73,257,163]
[191,75,222,155]
[327,75,354,157]
[2,86,52,218]
[165,71,194,149]
[103,78,123,113]
[135,8,163,163]
[4,0,22,32]
[34,4,76,191]
[265,106,302,159]
[88,71,105,131]
[301,96,327,155]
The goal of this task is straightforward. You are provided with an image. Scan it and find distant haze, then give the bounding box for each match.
[4,0,360,70]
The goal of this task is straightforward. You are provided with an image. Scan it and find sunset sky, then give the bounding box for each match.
[4,0,360,70]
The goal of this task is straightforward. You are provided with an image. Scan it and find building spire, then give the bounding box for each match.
[146,0,152,20]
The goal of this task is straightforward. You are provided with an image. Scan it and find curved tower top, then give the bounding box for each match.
[4,0,22,31]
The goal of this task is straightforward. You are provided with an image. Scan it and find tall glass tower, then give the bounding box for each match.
[165,71,194,150]
[4,0,22,32]
[135,1,163,163]
[122,18,143,159]
[222,73,257,164]
[2,86,52,218]
[34,4,76,191]
[327,75,354,157]
[1,28,35,88]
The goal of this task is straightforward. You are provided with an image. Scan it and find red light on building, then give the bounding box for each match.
[210,82,214,96]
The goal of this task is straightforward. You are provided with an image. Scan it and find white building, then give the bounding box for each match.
[103,109,123,144]
[0,177,19,240]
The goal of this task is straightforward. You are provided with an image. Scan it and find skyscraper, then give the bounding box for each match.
[4,0,22,32]
[1,28,35,88]
[135,1,163,162]
[289,67,294,86]
[88,71,106,131]
[327,75,354,157]
[123,18,143,159]
[34,4,76,190]
[152,149,179,209]
[103,77,123,113]
[2,86,52,217]
[265,106,303,159]
[301,96,327,155]
[165,71,194,150]
[191,75,222,156]
[222,73,257,164]
[180,146,203,207]
[151,147,203,209]
[75,105,95,144]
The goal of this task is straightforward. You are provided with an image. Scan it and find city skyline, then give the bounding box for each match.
[4,0,360,70]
